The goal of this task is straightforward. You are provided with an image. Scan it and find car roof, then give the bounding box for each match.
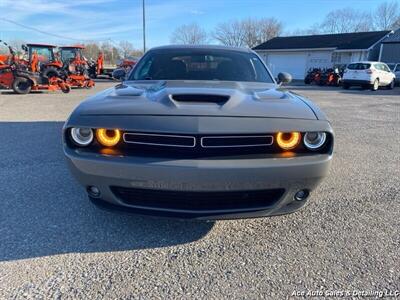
[60,45,85,49]
[26,43,57,48]
[149,44,253,53]
[348,61,382,64]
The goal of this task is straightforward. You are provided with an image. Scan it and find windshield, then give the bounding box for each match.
[129,48,274,83]
[347,63,371,70]
[60,48,83,63]
[29,46,55,63]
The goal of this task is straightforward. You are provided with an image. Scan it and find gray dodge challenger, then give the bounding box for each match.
[63,45,333,219]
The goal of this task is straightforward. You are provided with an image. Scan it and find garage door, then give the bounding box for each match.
[267,53,307,80]
[307,51,332,69]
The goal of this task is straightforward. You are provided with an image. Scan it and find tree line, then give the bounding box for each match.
[170,1,400,47]
[82,41,143,64]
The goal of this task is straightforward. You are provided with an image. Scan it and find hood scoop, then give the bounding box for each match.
[114,85,144,97]
[171,94,230,105]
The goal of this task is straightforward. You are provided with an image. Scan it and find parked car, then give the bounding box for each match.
[342,61,396,91]
[387,63,400,85]
[63,45,334,220]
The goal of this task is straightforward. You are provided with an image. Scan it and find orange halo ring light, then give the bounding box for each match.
[276,132,301,150]
[96,128,121,147]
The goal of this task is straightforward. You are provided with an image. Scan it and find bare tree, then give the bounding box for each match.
[119,40,135,58]
[286,23,322,36]
[214,18,283,48]
[242,18,283,47]
[374,1,400,30]
[170,23,208,45]
[257,18,283,44]
[213,20,246,47]
[82,42,101,60]
[320,8,372,33]
[99,41,121,65]
[393,16,400,29]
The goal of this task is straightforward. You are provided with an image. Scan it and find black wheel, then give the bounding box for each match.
[342,83,350,89]
[12,77,32,94]
[371,79,379,91]
[61,85,71,93]
[387,79,395,90]
[42,66,60,79]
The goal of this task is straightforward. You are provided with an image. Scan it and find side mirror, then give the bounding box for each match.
[112,68,126,81]
[277,72,292,85]
[21,45,28,52]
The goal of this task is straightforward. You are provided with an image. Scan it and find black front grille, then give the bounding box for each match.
[111,187,285,211]
[201,135,273,148]
[119,132,278,158]
[123,133,195,147]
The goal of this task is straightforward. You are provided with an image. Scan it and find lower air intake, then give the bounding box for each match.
[111,187,285,211]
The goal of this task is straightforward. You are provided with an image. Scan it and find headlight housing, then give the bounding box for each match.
[303,132,327,150]
[96,128,121,147]
[276,132,301,150]
[70,127,94,146]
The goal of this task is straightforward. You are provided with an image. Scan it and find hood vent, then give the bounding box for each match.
[171,94,230,104]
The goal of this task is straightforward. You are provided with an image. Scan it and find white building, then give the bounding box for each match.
[253,31,393,80]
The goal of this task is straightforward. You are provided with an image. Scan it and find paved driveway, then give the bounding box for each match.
[0,83,399,298]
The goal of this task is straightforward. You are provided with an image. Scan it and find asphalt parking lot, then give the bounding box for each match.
[0,82,399,299]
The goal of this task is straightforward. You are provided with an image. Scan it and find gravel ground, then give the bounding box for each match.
[0,82,399,299]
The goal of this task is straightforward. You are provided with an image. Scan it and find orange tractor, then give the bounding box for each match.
[0,40,70,94]
[58,45,95,88]
[23,43,63,75]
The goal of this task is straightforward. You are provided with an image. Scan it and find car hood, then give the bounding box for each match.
[76,80,318,120]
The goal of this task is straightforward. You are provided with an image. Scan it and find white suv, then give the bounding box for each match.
[342,61,396,91]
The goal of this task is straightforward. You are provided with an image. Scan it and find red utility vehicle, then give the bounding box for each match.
[0,40,70,94]
[58,45,95,88]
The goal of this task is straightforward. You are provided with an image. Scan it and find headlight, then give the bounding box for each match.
[303,132,326,150]
[276,132,301,150]
[70,127,93,146]
[96,128,121,147]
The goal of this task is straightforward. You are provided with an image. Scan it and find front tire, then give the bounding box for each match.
[61,85,71,93]
[12,77,32,94]
[371,79,379,91]
[387,79,395,90]
[42,66,60,79]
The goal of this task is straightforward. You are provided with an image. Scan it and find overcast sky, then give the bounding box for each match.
[0,0,391,48]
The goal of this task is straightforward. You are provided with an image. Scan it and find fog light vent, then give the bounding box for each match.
[87,186,101,198]
[294,189,310,201]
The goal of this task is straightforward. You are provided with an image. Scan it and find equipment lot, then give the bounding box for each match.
[0,82,399,298]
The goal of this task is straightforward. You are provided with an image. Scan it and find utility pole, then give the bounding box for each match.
[142,0,146,53]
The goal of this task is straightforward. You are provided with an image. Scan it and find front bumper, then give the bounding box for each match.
[65,148,332,219]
